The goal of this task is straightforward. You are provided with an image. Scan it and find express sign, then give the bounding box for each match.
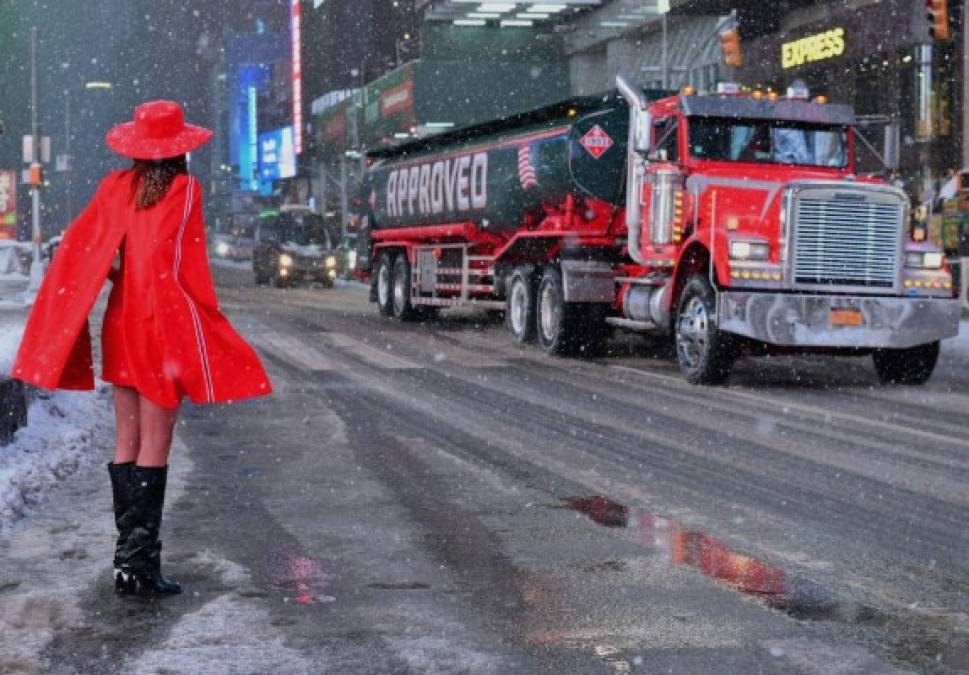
[781,27,846,69]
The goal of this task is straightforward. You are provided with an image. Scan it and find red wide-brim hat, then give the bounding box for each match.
[106,99,213,160]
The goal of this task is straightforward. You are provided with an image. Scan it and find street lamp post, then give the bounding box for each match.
[27,27,45,292]
[63,88,72,223]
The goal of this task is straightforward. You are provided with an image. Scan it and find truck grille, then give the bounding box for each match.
[792,195,902,290]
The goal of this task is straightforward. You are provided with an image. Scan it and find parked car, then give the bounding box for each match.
[253,206,341,287]
[210,214,256,262]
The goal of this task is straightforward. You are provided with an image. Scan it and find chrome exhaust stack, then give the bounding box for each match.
[616,75,651,264]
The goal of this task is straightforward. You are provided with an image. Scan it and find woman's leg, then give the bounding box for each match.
[136,396,179,467]
[113,386,140,464]
[117,395,182,595]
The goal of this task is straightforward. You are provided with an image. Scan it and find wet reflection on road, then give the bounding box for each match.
[274,554,335,605]
[565,495,877,623]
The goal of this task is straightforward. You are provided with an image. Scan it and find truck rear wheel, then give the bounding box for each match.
[391,254,418,321]
[872,341,939,385]
[506,268,536,344]
[376,252,394,316]
[536,267,608,356]
[675,275,735,384]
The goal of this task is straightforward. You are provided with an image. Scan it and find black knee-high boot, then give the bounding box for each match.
[116,466,181,596]
[107,462,134,590]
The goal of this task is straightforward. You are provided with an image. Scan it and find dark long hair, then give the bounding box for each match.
[128,155,187,210]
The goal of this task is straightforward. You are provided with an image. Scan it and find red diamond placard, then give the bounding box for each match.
[579,124,614,159]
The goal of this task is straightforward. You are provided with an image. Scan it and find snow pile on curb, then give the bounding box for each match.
[0,242,31,276]
[0,320,24,375]
[1,315,114,529]
[0,385,113,528]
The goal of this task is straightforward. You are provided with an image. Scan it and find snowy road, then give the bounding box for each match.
[3,265,968,674]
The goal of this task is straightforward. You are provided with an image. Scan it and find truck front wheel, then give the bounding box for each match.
[675,275,735,384]
[872,341,939,385]
[376,252,394,316]
[506,268,536,343]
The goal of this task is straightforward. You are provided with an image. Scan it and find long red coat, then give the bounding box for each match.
[11,170,272,408]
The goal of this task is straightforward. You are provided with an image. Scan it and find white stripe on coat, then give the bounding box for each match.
[173,177,215,402]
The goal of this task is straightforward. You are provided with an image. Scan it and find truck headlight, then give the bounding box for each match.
[214,241,230,257]
[278,253,294,267]
[729,240,770,261]
[325,255,337,268]
[905,251,943,269]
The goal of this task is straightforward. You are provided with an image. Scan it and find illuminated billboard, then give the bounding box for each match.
[259,126,297,181]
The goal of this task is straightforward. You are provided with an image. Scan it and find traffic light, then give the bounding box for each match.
[926,0,950,40]
[719,26,744,68]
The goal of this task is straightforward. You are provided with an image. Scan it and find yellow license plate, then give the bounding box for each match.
[830,308,864,326]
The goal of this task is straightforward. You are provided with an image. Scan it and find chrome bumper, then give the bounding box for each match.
[718,291,961,349]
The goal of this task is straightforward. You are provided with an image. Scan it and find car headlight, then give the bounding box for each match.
[215,241,230,257]
[729,240,770,261]
[325,255,337,268]
[905,251,944,269]
[278,253,294,267]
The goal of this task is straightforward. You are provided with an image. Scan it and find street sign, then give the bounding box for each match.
[22,135,51,164]
[55,154,71,172]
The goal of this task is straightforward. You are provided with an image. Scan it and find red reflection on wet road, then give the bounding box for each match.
[275,554,329,605]
[567,495,787,600]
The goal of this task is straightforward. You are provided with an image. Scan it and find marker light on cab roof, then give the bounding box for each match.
[786,81,810,100]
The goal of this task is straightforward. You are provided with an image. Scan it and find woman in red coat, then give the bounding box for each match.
[10,100,272,596]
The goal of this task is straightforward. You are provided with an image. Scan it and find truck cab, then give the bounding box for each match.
[617,79,959,383]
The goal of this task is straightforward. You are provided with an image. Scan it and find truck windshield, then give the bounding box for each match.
[688,117,848,168]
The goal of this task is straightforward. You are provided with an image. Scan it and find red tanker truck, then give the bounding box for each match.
[357,77,960,384]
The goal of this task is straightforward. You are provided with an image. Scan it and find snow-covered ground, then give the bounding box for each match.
[0,241,31,275]
[0,317,24,375]
[0,440,192,673]
[0,275,35,309]
[0,386,113,528]
[0,313,114,531]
